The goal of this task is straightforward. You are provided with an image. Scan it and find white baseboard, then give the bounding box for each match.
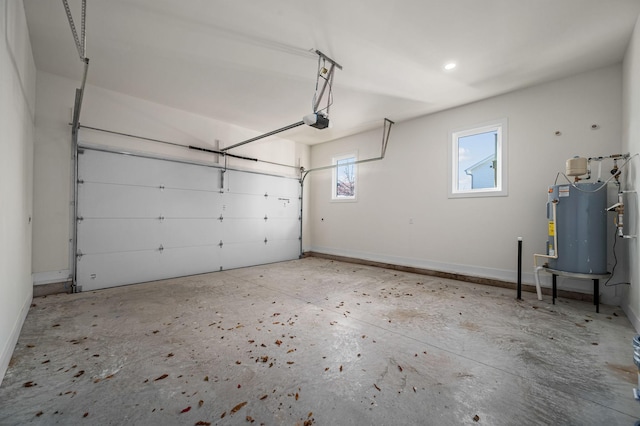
[32,269,71,286]
[0,292,32,387]
[622,300,640,333]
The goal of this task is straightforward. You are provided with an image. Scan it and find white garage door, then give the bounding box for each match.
[76,148,300,291]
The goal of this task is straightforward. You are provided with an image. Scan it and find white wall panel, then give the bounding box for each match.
[76,148,300,291]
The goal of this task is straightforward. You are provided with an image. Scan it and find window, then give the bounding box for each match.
[332,153,357,200]
[448,119,508,198]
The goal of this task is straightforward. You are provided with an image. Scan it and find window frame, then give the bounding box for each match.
[331,152,358,202]
[448,118,508,199]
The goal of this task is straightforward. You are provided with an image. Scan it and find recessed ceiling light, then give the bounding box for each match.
[444,62,457,71]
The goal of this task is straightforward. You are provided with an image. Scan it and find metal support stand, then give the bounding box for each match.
[547,268,609,313]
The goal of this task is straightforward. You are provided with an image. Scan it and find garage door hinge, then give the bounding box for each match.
[218,214,224,222]
[264,238,268,244]
[264,215,268,221]
[159,185,165,191]
[264,192,268,198]
[76,250,83,260]
[158,244,164,253]
[77,216,84,222]
[77,179,84,184]
[158,216,165,221]
[218,240,224,248]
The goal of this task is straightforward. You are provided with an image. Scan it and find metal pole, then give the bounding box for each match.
[220,121,305,152]
[517,237,522,300]
[299,176,304,258]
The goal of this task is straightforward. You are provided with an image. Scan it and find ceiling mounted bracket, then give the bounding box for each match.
[62,0,87,61]
[221,50,342,153]
[312,50,342,116]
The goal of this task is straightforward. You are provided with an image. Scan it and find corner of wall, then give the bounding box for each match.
[0,293,31,387]
[621,14,640,332]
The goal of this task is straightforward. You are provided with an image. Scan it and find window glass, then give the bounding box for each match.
[449,119,507,198]
[332,154,357,200]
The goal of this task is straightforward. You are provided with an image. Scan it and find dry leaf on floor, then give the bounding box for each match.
[295,392,299,401]
[195,422,211,426]
[153,374,168,381]
[180,406,191,413]
[374,384,381,391]
[246,415,255,423]
[230,401,248,414]
[259,395,268,400]
[473,414,480,422]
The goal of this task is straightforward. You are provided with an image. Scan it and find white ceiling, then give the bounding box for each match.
[23,0,640,145]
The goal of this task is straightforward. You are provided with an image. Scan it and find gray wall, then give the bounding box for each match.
[622,16,640,331]
[309,65,624,304]
[0,0,35,385]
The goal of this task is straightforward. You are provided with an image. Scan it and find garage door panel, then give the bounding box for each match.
[221,218,265,244]
[77,250,167,291]
[219,192,266,218]
[79,149,222,191]
[77,246,222,291]
[266,220,300,242]
[221,242,268,270]
[266,197,299,219]
[77,219,162,253]
[160,219,221,247]
[78,150,166,187]
[78,183,163,218]
[157,246,222,277]
[160,162,222,192]
[225,170,264,195]
[77,148,300,290]
[263,240,300,264]
[161,189,221,218]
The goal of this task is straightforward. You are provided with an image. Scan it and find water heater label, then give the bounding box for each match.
[559,186,570,197]
[548,221,555,236]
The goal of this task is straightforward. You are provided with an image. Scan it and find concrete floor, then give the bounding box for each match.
[1,257,639,425]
